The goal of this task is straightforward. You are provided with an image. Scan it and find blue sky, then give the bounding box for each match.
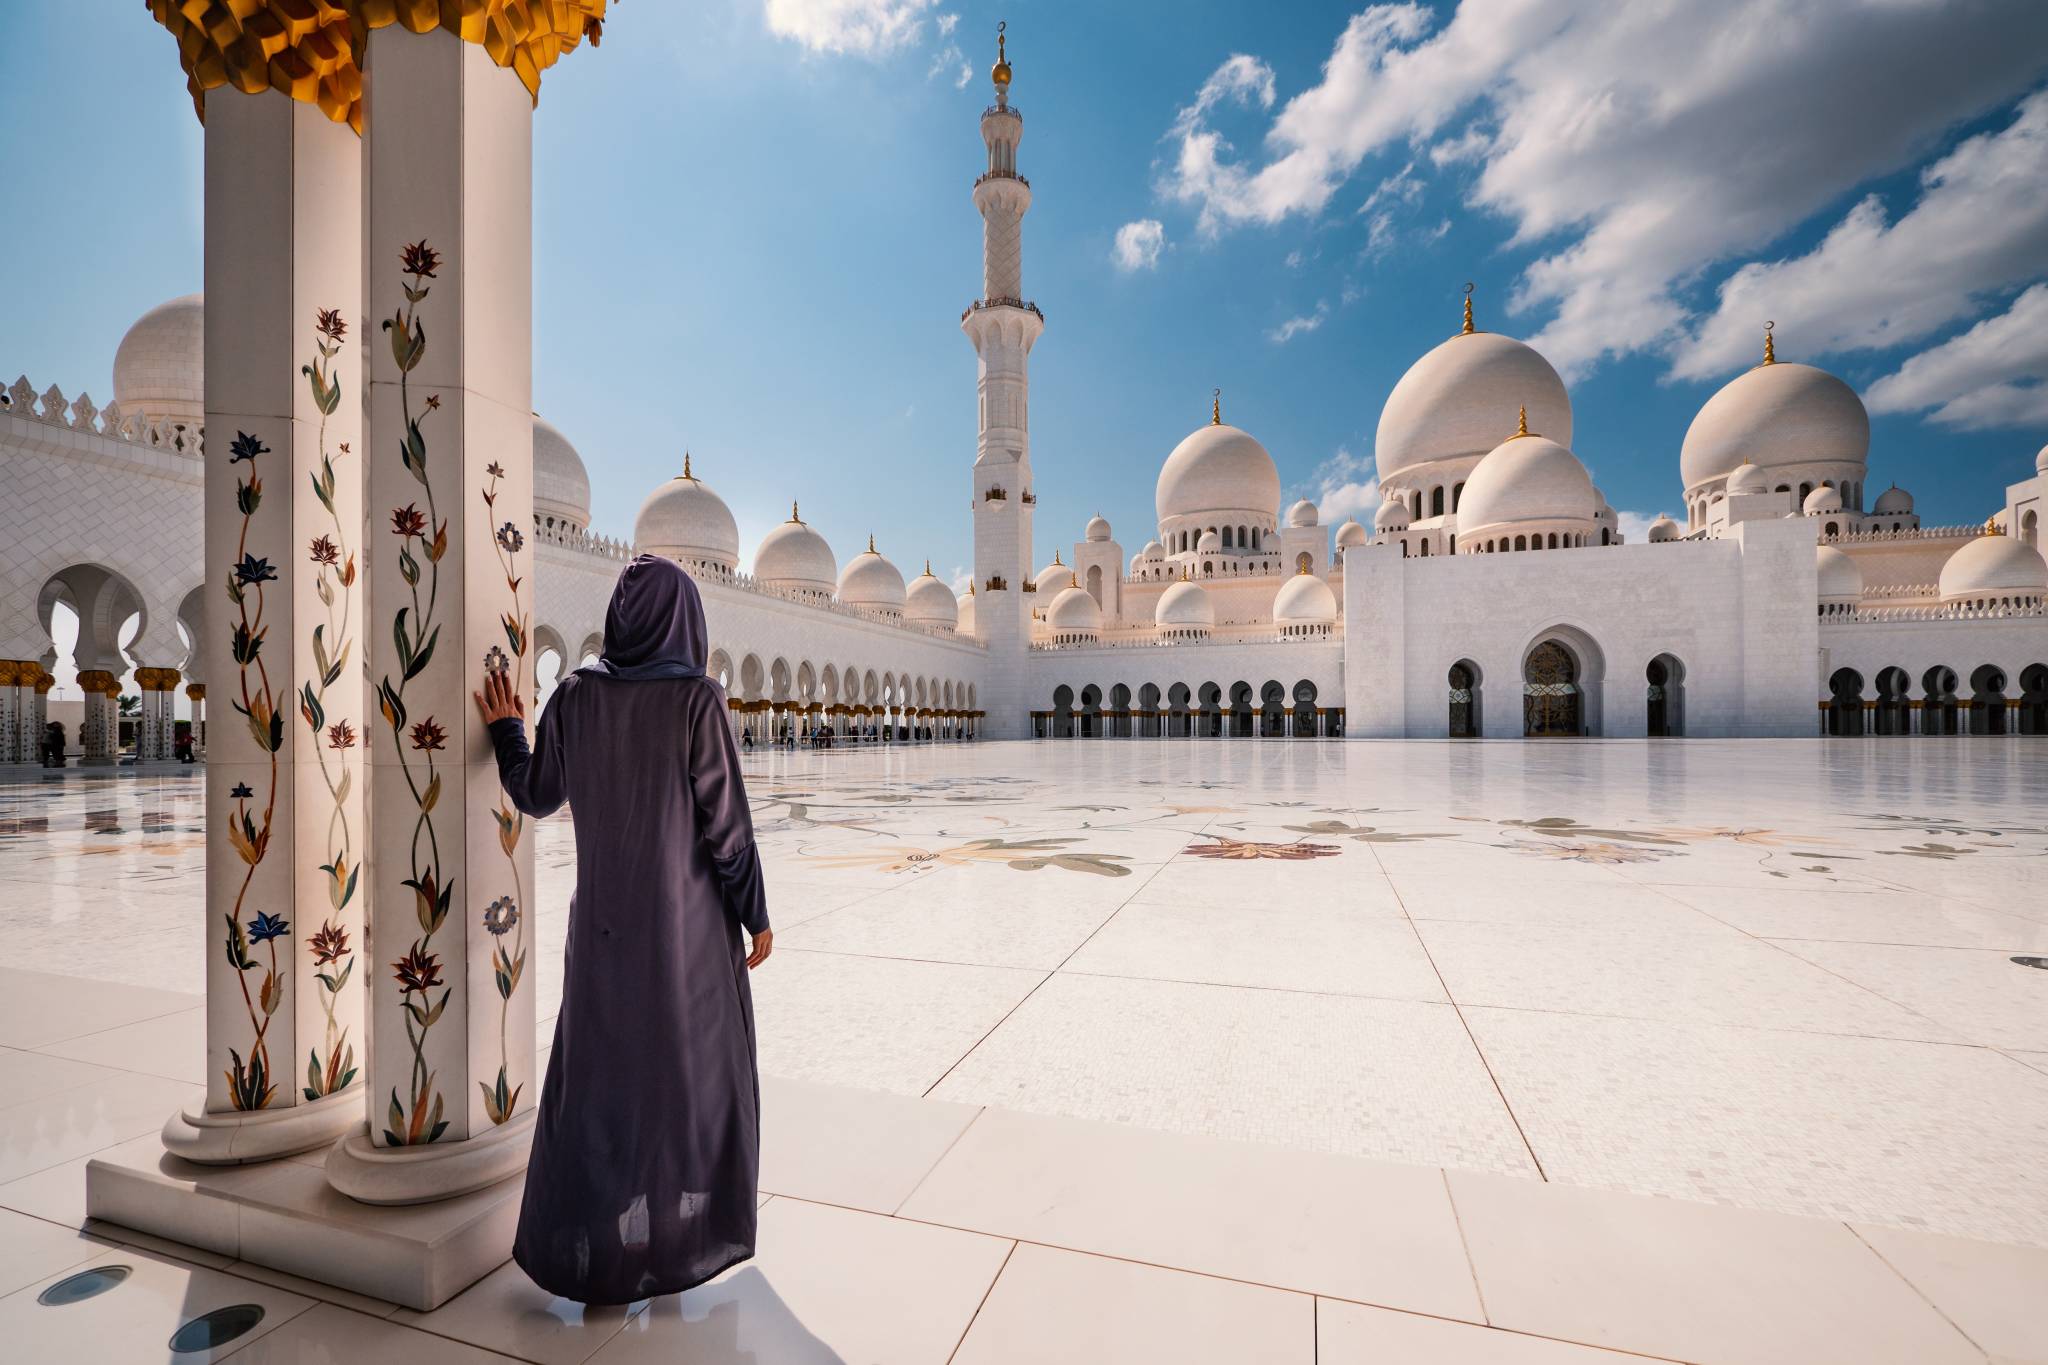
[5,0,2048,590]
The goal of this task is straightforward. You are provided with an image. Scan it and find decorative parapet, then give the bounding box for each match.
[1031,625,1345,652]
[143,0,608,133]
[1829,523,1981,544]
[1820,601,2047,625]
[3,375,203,455]
[531,520,632,561]
[1859,582,1940,601]
[961,297,1044,323]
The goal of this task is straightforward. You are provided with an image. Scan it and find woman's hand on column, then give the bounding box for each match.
[474,670,525,725]
[746,927,773,970]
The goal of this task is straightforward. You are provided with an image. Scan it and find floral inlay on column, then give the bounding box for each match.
[377,240,454,1147]
[481,464,529,1126]
[300,307,360,1102]
[223,429,287,1110]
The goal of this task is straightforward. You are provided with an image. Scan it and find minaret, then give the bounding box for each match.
[962,22,1042,737]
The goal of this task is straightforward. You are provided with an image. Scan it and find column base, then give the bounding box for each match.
[162,1085,365,1165]
[84,1129,523,1311]
[325,1109,535,1206]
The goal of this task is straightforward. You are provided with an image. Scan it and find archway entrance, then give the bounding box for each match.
[1921,667,1959,735]
[1968,665,2007,735]
[2021,664,2048,736]
[1291,680,1318,736]
[1259,680,1286,737]
[1826,668,1865,737]
[1873,666,1910,735]
[1646,654,1684,737]
[1447,661,1480,738]
[1523,640,1583,737]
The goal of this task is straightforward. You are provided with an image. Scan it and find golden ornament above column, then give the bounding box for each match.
[187,683,208,701]
[77,669,120,697]
[145,0,608,133]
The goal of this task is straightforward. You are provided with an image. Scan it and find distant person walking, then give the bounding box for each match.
[476,554,772,1305]
[42,722,65,768]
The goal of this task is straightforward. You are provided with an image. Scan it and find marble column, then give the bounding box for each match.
[136,668,181,760]
[30,671,52,761]
[186,683,207,757]
[327,25,538,1205]
[77,671,119,765]
[161,87,368,1165]
[0,662,22,763]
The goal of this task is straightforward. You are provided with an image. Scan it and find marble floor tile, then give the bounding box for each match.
[1063,897,1450,1001]
[749,949,1043,1095]
[775,864,1133,970]
[929,971,1535,1173]
[0,966,199,1049]
[0,1044,127,1111]
[1662,883,2048,950]
[1448,1168,1984,1365]
[1414,917,1960,1040]
[897,1104,1485,1319]
[1775,939,2048,1050]
[223,1258,404,1319]
[758,1074,981,1213]
[393,1256,640,1365]
[1388,873,1732,931]
[0,1070,201,1184]
[36,1004,207,1084]
[950,1242,1315,1364]
[586,1197,1011,1365]
[1314,1298,1661,1363]
[0,1150,93,1227]
[0,1240,316,1363]
[1462,1005,2048,1247]
[0,1206,110,1298]
[1850,1222,2048,1364]
[209,1301,525,1363]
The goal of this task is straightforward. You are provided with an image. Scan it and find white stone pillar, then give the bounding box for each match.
[161,88,368,1165]
[136,668,180,760]
[30,672,51,762]
[77,671,119,765]
[187,683,208,757]
[328,25,537,1205]
[0,662,22,763]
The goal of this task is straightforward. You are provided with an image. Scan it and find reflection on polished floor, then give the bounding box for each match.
[2,739,2046,1361]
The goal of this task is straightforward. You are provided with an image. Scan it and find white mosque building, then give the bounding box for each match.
[3,42,2046,755]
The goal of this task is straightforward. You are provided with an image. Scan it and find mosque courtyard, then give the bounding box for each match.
[2,739,2046,1361]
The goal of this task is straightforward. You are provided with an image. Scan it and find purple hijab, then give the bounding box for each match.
[577,555,707,680]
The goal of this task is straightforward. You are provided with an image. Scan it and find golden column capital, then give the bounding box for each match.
[137,668,183,693]
[0,660,21,686]
[35,675,56,695]
[187,683,208,702]
[77,669,120,696]
[146,0,609,133]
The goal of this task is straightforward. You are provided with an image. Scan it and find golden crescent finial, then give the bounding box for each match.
[790,500,801,522]
[992,20,1011,90]
[1763,320,1776,366]
[682,450,693,479]
[1462,283,1475,335]
[1212,388,1222,425]
[1513,404,1530,439]
[867,533,877,554]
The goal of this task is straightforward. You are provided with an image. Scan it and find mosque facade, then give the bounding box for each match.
[4,42,2047,756]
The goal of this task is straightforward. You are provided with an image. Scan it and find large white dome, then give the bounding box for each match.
[1938,533,2047,605]
[905,564,959,629]
[1681,361,1869,491]
[838,538,907,612]
[113,294,204,425]
[1334,518,1368,548]
[1816,545,1862,603]
[633,458,736,569]
[1048,581,1102,634]
[1376,330,1572,484]
[533,417,593,530]
[1454,432,1597,540]
[754,506,837,595]
[1155,576,1214,630]
[1034,551,1071,592]
[1273,569,1338,627]
[1156,422,1282,523]
[1802,484,1843,515]
[1085,513,1112,542]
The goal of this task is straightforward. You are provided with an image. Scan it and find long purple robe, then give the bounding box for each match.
[489,556,769,1305]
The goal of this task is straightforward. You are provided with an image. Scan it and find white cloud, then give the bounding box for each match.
[1676,89,2048,379]
[1284,249,1304,269]
[1148,1,2048,380]
[1866,284,2048,429]
[936,12,958,36]
[949,564,973,594]
[1268,301,1331,343]
[1613,510,1664,544]
[1305,446,1381,523]
[764,0,937,56]
[1113,219,1167,272]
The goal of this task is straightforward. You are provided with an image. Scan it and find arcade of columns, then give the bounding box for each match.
[83,0,606,1306]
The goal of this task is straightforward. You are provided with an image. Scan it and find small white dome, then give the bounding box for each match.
[1034,551,1071,592]
[904,564,959,628]
[754,507,837,595]
[839,538,907,611]
[1048,580,1102,634]
[1724,461,1770,495]
[1085,513,1112,542]
[633,458,736,568]
[532,417,594,530]
[1816,545,1862,603]
[1681,360,1869,490]
[1141,539,1165,558]
[1375,499,1411,531]
[1287,498,1319,528]
[1872,484,1914,515]
[1334,518,1369,547]
[1454,432,1597,541]
[1376,329,1573,484]
[1647,514,1681,542]
[1273,569,1337,626]
[112,294,204,425]
[1196,529,1221,553]
[1803,484,1843,515]
[956,587,977,636]
[1156,422,1282,523]
[2038,442,2048,476]
[1938,533,2048,605]
[1155,576,1214,630]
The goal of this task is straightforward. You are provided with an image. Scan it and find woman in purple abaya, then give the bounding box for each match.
[475,554,772,1306]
